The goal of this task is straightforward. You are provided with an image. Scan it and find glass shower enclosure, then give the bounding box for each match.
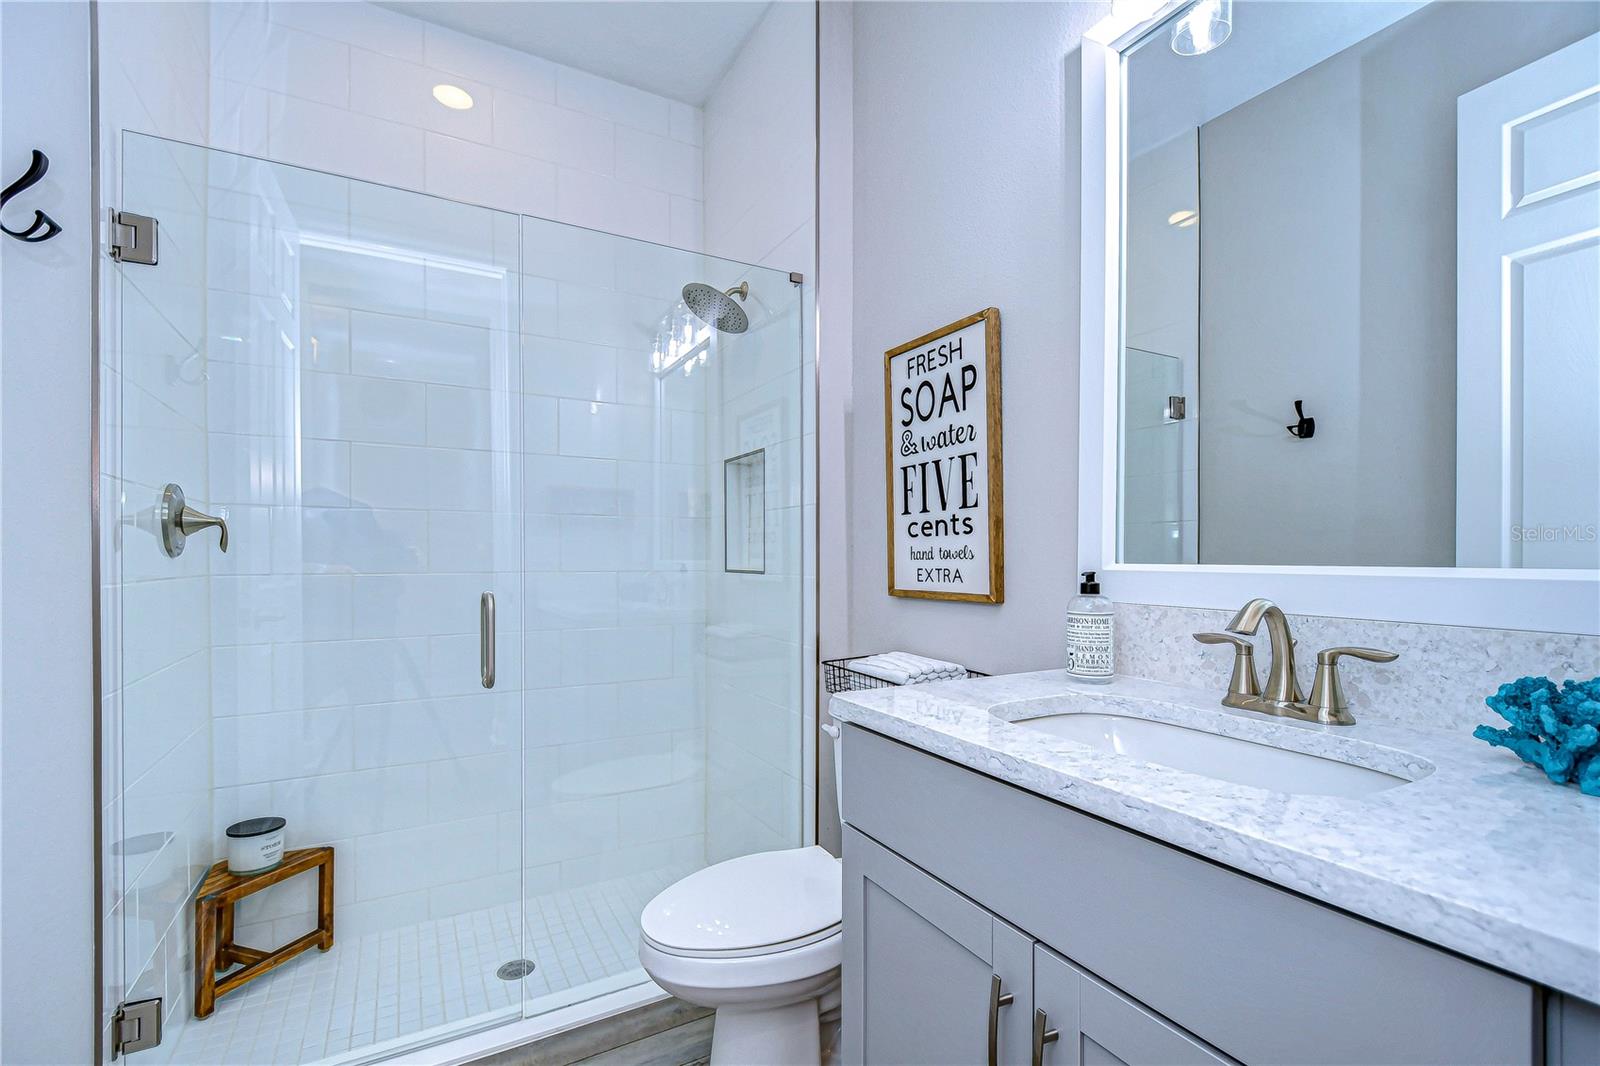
[101,133,807,1064]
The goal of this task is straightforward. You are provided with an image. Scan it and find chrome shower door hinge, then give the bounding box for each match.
[1165,395,1187,421]
[112,997,163,1058]
[109,209,159,265]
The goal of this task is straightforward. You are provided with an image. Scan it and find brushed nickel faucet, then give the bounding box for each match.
[1226,598,1303,706]
[1194,598,1397,725]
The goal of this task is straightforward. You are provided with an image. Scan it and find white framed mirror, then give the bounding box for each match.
[1078,0,1599,633]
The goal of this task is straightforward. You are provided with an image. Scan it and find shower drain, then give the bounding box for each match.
[497,959,537,981]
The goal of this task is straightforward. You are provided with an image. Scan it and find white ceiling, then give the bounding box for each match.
[376,0,772,106]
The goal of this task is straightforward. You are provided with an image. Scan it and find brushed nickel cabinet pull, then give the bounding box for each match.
[988,973,1015,1066]
[1031,1008,1059,1066]
[480,592,496,689]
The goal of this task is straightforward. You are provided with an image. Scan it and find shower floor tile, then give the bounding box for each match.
[166,863,695,1066]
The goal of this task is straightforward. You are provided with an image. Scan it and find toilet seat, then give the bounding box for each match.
[638,925,842,1002]
[642,921,840,958]
[641,846,841,959]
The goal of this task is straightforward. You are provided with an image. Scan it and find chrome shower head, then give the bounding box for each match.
[682,280,750,334]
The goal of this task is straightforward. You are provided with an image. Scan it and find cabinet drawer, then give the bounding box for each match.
[842,725,1537,1066]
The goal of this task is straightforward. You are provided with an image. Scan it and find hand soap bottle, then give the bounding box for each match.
[1066,571,1115,684]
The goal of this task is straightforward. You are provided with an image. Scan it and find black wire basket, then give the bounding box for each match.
[822,656,988,695]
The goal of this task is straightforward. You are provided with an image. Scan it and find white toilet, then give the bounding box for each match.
[638,726,844,1065]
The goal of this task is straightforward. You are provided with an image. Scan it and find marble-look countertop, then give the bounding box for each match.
[829,670,1600,1003]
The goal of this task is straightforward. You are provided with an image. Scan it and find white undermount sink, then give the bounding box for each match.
[1017,712,1409,797]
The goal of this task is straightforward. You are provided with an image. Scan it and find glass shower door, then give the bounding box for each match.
[107,133,525,1064]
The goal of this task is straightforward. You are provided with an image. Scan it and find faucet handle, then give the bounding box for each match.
[1194,631,1252,651]
[1304,646,1398,725]
[1317,646,1398,666]
[1193,632,1261,701]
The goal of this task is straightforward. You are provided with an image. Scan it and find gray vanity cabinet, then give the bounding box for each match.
[840,723,1544,1066]
[1548,995,1600,1066]
[843,828,1034,1065]
[844,825,1230,1066]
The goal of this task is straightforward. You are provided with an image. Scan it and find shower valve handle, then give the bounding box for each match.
[159,483,229,558]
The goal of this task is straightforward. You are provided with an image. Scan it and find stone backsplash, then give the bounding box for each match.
[1116,602,1600,732]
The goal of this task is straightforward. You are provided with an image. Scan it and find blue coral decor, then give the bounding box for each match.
[1474,676,1600,796]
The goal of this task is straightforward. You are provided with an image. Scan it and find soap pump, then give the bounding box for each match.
[1066,570,1115,684]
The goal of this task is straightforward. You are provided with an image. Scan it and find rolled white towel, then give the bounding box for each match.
[850,651,968,685]
[882,652,965,681]
[901,653,966,678]
[906,653,965,674]
[850,655,913,685]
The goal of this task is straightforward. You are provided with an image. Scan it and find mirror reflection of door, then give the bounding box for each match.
[1456,33,1600,569]
[1120,2,1600,570]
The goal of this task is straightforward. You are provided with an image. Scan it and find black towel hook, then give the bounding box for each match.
[1286,399,1315,439]
[1,150,63,243]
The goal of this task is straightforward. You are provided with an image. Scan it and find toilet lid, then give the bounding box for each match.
[641,846,841,955]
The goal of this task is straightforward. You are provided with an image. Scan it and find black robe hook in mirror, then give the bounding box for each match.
[1286,399,1315,439]
[1,150,63,243]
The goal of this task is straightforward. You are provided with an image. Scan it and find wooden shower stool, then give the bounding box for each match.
[193,846,334,1019]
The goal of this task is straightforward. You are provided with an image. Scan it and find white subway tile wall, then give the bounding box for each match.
[203,2,704,245]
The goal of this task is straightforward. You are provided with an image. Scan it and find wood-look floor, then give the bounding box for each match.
[570,1017,712,1065]
[472,998,713,1066]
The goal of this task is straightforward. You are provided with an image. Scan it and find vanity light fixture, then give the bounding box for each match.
[1171,0,1232,56]
[1110,0,1166,22]
[432,84,474,110]
[1167,209,1198,228]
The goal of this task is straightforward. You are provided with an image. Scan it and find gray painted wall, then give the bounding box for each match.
[847,0,1107,679]
[0,2,97,1062]
[1196,2,1599,566]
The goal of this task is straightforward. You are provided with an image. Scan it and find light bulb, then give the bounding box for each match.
[1171,0,1231,56]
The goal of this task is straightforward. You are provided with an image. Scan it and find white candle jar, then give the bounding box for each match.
[226,817,286,875]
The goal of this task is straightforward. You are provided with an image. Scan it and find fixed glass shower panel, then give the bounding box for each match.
[110,134,526,1063]
[514,219,807,1017]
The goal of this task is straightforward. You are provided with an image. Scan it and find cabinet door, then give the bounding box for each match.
[1547,994,1600,1066]
[1034,946,1234,1066]
[843,827,1032,1065]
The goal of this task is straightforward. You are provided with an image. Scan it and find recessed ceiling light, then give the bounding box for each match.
[1168,209,1199,228]
[432,84,474,110]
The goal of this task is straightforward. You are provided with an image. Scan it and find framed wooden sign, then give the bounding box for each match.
[884,308,1004,603]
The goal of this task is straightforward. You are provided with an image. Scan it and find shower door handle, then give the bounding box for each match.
[480,592,496,689]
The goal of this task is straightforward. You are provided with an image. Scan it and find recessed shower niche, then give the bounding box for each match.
[725,449,767,574]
